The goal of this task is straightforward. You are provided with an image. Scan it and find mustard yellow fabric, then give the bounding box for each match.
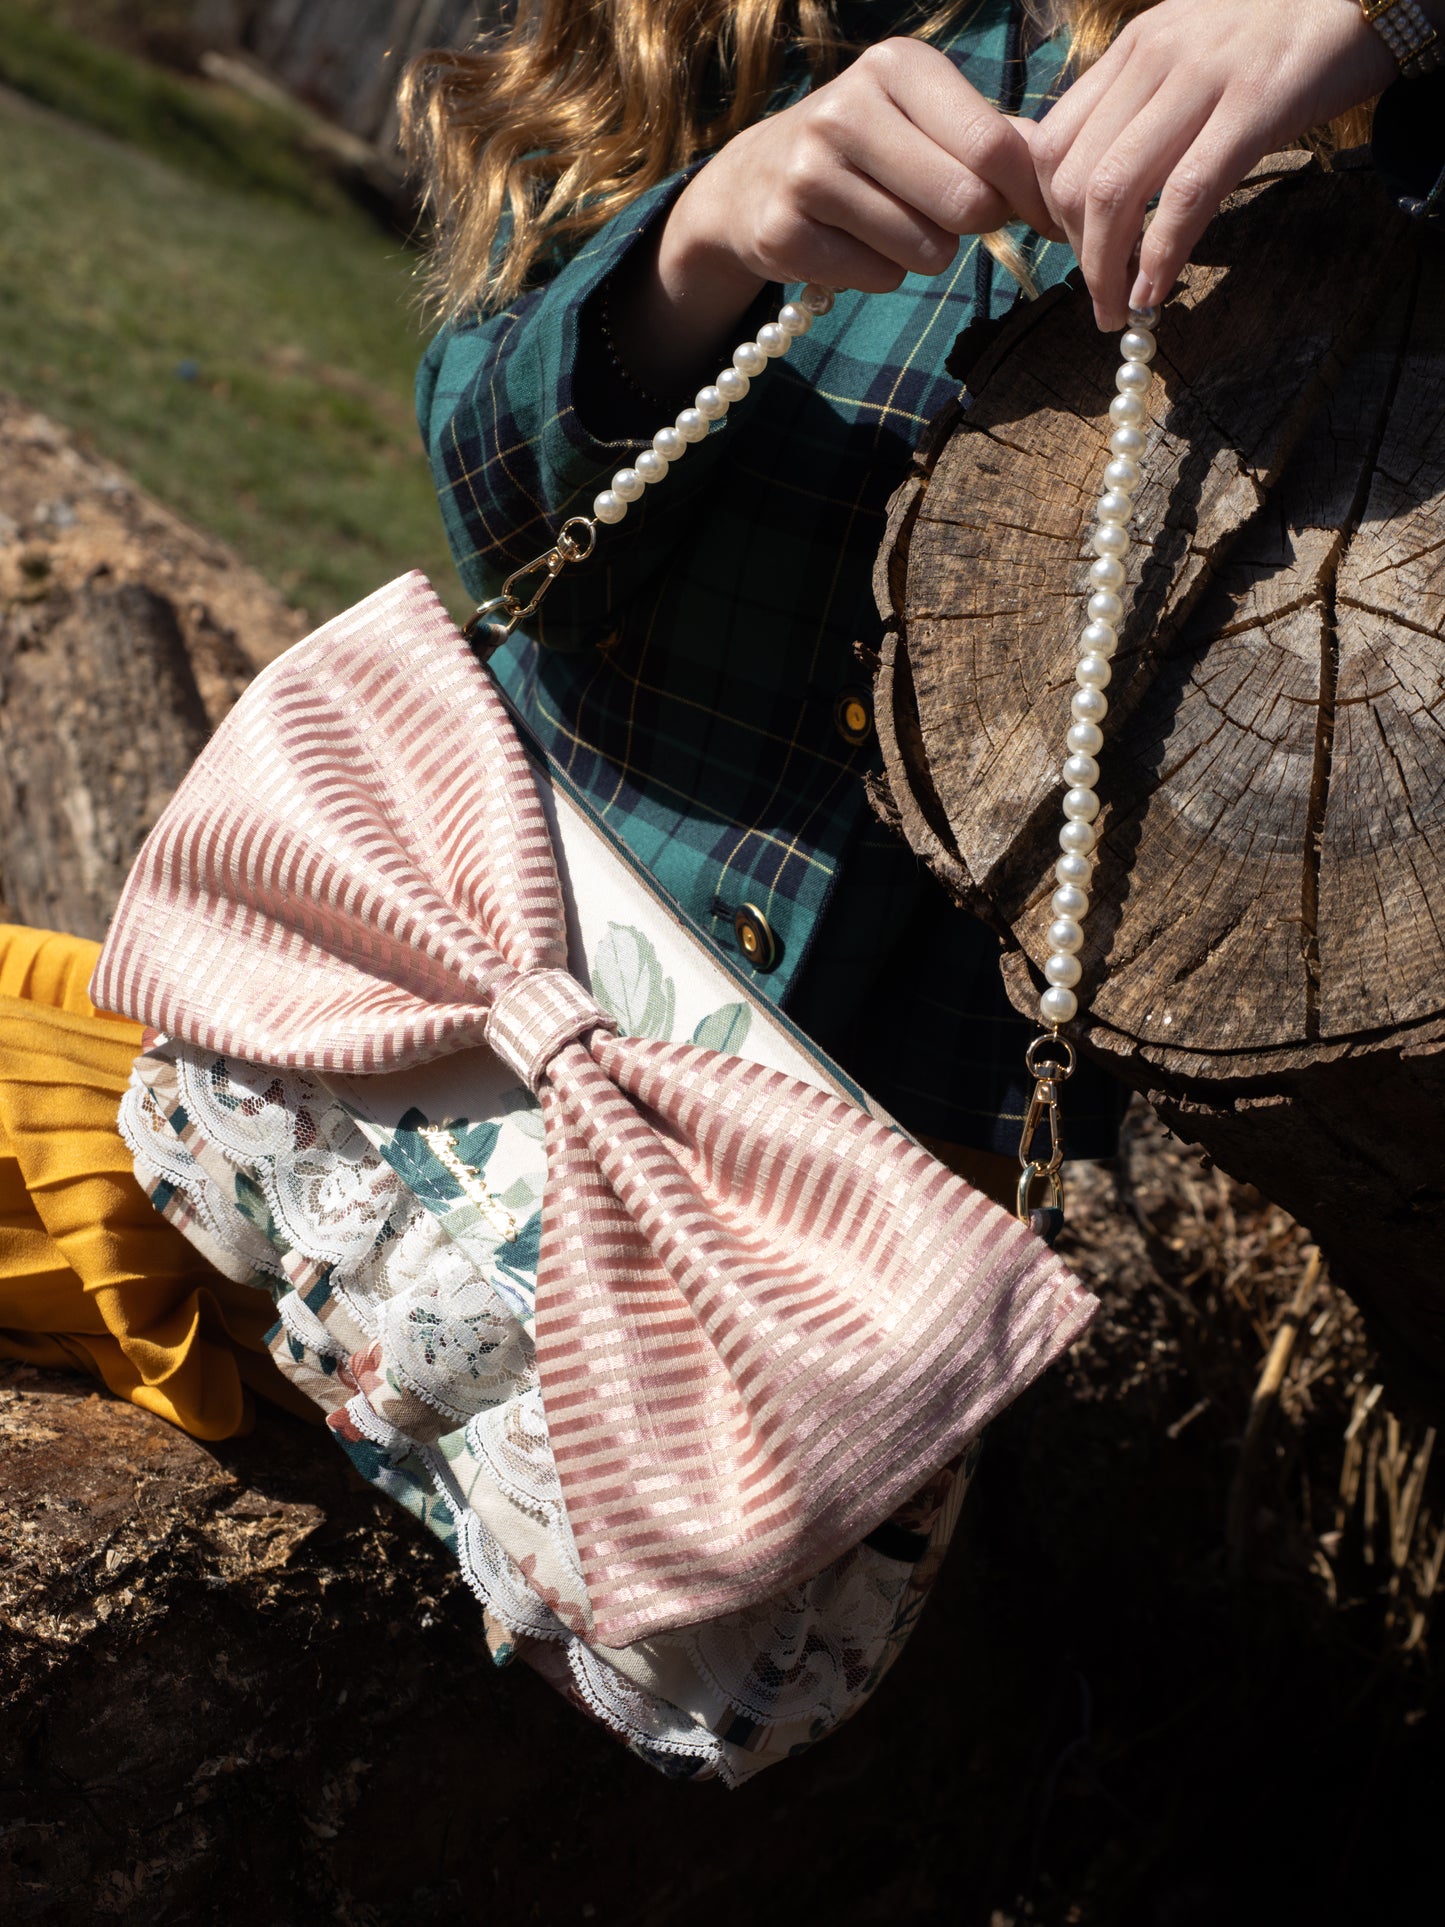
[0,924,308,1438]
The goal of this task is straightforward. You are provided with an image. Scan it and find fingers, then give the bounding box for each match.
[1036,0,1398,330]
[1130,117,1260,312]
[1075,80,1218,329]
[839,107,1017,244]
[878,56,1057,238]
[816,39,1058,255]
[758,164,961,289]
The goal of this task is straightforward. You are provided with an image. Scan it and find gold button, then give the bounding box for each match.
[734,903,779,972]
[834,688,873,747]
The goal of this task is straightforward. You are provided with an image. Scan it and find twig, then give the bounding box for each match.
[1226,1248,1323,1575]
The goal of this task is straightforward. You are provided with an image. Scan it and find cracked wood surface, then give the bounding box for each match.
[874,156,1445,1387]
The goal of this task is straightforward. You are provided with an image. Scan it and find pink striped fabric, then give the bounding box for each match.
[92,572,1096,1648]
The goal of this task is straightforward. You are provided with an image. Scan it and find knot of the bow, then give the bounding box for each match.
[484,967,616,1093]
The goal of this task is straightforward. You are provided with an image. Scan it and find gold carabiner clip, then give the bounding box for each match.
[1015,1029,1076,1234]
[1017,1159,1065,1222]
[464,516,598,650]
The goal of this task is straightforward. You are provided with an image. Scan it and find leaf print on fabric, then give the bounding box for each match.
[234,1170,285,1247]
[692,1002,752,1054]
[386,1107,464,1212]
[590,923,676,1040]
[451,1116,503,1176]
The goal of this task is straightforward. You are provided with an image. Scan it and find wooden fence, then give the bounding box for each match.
[192,0,502,143]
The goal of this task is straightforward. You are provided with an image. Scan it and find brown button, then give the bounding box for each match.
[734,903,779,972]
[834,688,873,747]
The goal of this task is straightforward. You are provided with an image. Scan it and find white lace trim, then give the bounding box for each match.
[123,1039,956,1783]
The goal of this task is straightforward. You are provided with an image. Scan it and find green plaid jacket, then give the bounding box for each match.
[417,0,1128,1158]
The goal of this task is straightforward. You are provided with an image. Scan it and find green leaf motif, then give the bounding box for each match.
[590,923,676,1040]
[692,1002,752,1054]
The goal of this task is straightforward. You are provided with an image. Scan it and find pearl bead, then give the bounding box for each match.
[1040,985,1079,1026]
[1109,391,1146,429]
[1060,818,1098,855]
[1045,951,1082,988]
[800,284,834,315]
[733,341,767,377]
[1092,522,1129,559]
[1056,851,1093,888]
[1066,720,1103,756]
[756,322,789,357]
[1088,555,1125,592]
[653,425,686,462]
[1081,620,1117,657]
[1096,490,1132,526]
[1048,916,1084,955]
[593,489,627,525]
[1072,685,1108,724]
[1129,302,1159,327]
[778,301,812,337]
[611,467,644,502]
[1103,457,1141,494]
[1116,359,1151,395]
[634,448,668,484]
[1120,327,1156,364]
[1109,424,1145,459]
[716,366,750,403]
[1063,786,1100,823]
[1062,752,1099,789]
[675,407,709,444]
[1076,654,1111,690]
[695,385,728,421]
[1087,590,1123,627]
[1052,882,1089,920]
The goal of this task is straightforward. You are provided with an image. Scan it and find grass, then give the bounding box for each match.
[0,0,352,215]
[0,11,460,622]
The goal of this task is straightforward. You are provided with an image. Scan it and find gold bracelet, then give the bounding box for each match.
[1361,0,1445,77]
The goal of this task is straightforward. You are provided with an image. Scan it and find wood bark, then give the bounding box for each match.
[873,154,1445,1394]
[0,393,302,939]
[191,0,496,142]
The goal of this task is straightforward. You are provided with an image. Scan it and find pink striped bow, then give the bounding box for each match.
[93,573,1096,1647]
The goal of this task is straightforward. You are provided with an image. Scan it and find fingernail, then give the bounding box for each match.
[1129,270,1153,311]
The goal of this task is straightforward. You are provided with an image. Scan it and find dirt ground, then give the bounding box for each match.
[4,1119,1441,1926]
[1,405,1442,1924]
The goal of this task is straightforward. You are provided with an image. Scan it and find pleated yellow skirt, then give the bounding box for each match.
[0,924,310,1439]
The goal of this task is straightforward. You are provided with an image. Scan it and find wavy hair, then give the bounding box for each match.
[400,1,1370,318]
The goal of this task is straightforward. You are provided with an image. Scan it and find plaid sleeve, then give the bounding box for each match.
[416,171,748,652]
[1371,68,1445,231]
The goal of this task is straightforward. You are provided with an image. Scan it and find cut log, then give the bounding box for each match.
[873,154,1445,1394]
[0,393,303,939]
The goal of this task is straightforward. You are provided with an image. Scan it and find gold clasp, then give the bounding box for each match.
[1017,1159,1064,1222]
[464,516,598,649]
[1015,1030,1076,1229]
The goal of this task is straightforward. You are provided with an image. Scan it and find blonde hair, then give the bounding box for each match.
[400,0,1371,318]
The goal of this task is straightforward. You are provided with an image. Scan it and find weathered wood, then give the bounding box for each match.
[873,155,1445,1390]
[0,394,303,939]
[192,0,496,143]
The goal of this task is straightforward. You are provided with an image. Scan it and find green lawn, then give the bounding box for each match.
[0,41,460,622]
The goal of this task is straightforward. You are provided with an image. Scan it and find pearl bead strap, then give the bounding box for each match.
[1017,302,1160,1231]
[464,284,836,651]
[1037,302,1158,1033]
[591,284,834,528]
[463,276,1162,1242]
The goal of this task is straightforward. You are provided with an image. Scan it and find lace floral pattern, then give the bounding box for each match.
[123,1037,972,1784]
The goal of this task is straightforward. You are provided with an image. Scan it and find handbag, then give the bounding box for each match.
[94,567,1095,1785]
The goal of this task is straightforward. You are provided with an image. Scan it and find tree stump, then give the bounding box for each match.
[0,393,303,939]
[873,153,1445,1393]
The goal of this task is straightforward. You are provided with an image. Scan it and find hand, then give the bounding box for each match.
[669,37,1059,297]
[1027,0,1401,330]
[616,38,1062,393]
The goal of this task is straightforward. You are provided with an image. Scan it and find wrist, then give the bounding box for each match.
[653,168,770,345]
